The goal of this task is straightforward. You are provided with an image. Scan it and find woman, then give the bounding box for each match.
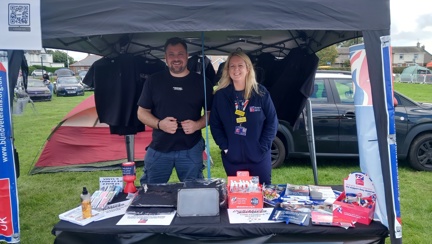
[209,51,278,184]
[42,74,53,95]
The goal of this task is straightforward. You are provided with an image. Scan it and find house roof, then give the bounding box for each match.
[70,55,102,67]
[392,46,431,55]
[336,47,349,54]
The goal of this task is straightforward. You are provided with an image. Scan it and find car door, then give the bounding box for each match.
[392,93,410,154]
[307,78,340,154]
[330,78,358,154]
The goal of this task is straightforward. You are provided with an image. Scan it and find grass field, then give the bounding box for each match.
[7,82,432,243]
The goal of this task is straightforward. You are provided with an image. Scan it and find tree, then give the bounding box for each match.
[46,50,75,67]
[316,45,338,66]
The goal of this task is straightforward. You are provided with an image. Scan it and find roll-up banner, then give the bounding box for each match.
[0,52,20,243]
[349,41,402,238]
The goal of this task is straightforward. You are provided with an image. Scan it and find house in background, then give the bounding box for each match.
[392,42,432,67]
[334,47,349,68]
[334,42,432,68]
[24,50,64,68]
[69,54,102,73]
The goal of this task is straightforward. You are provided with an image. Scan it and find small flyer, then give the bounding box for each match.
[96,199,132,221]
[99,177,123,189]
[308,185,336,200]
[116,211,176,226]
[227,208,281,224]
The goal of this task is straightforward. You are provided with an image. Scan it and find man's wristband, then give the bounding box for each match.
[157,120,161,130]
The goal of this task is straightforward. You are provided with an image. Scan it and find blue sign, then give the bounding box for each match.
[0,52,20,243]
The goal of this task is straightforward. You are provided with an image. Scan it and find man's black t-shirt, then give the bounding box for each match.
[138,70,213,152]
[83,54,166,135]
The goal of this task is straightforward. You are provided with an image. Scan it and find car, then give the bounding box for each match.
[271,71,432,171]
[77,70,93,91]
[54,68,75,77]
[31,69,47,77]
[78,70,88,81]
[54,76,85,96]
[26,79,52,101]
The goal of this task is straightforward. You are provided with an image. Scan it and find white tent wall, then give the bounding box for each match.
[6,0,402,242]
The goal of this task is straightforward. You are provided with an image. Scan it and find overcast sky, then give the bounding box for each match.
[390,0,432,52]
[68,0,432,61]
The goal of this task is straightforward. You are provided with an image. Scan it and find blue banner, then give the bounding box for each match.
[0,51,20,243]
[380,36,402,238]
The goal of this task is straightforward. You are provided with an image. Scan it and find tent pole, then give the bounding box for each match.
[125,135,134,162]
[305,99,319,185]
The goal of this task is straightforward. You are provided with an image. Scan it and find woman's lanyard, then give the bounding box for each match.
[234,93,249,136]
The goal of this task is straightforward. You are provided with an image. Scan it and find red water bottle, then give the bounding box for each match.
[122,162,137,193]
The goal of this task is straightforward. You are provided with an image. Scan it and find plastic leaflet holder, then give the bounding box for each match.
[183,178,227,208]
[177,188,220,217]
[178,179,225,224]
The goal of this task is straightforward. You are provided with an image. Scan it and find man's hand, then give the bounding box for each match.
[181,120,198,134]
[159,117,179,134]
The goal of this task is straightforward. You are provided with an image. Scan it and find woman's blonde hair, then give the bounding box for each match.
[215,51,261,99]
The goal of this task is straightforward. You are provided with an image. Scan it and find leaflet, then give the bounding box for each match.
[227,208,281,224]
[116,211,176,225]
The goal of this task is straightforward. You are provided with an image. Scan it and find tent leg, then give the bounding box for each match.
[125,135,135,162]
[305,99,319,185]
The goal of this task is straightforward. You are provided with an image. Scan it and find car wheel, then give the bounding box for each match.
[408,134,432,171]
[271,136,286,168]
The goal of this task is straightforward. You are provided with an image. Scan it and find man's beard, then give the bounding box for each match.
[169,63,187,74]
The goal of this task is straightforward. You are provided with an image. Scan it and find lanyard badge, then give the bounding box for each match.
[234,98,249,136]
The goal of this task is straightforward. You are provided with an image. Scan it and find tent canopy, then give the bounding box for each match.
[41,0,389,59]
[401,65,431,74]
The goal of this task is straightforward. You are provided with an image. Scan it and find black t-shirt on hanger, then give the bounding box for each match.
[83,54,166,135]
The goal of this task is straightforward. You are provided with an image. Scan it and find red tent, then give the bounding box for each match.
[30,95,152,174]
[426,61,432,68]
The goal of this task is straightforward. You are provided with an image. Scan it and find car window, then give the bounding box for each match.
[333,79,354,104]
[395,93,417,107]
[310,79,328,103]
[28,80,46,87]
[56,69,74,76]
[58,77,79,84]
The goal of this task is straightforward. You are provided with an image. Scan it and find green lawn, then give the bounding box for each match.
[7,83,432,243]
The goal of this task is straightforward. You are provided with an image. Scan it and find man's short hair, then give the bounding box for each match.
[164,37,187,52]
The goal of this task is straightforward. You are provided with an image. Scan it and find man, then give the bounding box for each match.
[137,37,213,184]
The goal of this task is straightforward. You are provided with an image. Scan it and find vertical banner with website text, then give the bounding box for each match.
[380,36,402,238]
[0,52,20,243]
[349,44,387,226]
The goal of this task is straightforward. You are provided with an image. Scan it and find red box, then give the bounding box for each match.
[332,192,375,225]
[227,172,263,209]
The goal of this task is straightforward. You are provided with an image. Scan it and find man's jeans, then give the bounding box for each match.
[140,138,205,184]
